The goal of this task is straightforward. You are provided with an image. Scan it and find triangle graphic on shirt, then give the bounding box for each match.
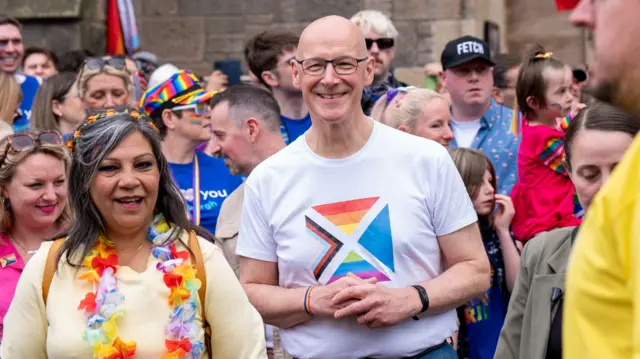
[358,204,395,272]
[312,197,379,235]
[328,250,390,283]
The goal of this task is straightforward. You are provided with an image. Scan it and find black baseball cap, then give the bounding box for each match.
[441,35,495,70]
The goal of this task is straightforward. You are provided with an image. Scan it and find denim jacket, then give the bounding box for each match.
[450,100,520,195]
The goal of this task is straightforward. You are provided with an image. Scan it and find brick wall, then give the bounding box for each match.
[2,0,587,77]
[133,0,507,76]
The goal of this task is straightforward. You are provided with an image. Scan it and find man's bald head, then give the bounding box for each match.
[297,15,369,60]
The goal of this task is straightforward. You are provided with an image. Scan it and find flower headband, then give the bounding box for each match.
[65,108,159,153]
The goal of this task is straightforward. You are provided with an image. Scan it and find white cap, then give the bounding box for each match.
[148,64,180,89]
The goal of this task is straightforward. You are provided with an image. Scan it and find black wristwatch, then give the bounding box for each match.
[411,285,429,320]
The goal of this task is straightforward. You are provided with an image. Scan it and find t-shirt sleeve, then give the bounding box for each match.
[0,242,49,359]
[235,181,278,262]
[431,149,478,236]
[536,127,568,176]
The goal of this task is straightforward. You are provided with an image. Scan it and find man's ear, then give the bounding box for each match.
[246,118,261,143]
[492,87,504,105]
[162,109,178,131]
[261,71,279,88]
[364,56,376,86]
[292,62,302,89]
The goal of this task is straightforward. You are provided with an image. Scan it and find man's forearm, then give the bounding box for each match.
[418,257,491,315]
[242,283,311,329]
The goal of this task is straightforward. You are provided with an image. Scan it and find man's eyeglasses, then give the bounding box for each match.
[294,56,369,76]
[173,103,208,116]
[0,131,62,168]
[365,38,394,50]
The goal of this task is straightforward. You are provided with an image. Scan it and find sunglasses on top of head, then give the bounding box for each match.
[84,56,127,71]
[0,131,62,168]
[365,38,395,50]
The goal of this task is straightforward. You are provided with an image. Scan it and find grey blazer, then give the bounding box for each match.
[494,226,576,359]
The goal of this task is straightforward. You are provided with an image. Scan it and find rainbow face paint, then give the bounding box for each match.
[550,103,562,111]
[186,115,203,126]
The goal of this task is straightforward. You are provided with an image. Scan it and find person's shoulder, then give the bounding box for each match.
[521,226,574,267]
[246,138,306,183]
[486,99,514,119]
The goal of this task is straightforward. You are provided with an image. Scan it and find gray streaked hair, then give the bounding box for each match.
[350,10,399,39]
[57,109,215,268]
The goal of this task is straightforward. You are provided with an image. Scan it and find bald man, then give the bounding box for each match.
[236,16,489,359]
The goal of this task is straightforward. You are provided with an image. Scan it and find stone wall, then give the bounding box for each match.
[0,0,587,77]
[133,0,509,76]
[506,0,587,66]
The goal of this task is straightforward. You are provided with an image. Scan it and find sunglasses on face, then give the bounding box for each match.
[0,131,62,168]
[365,38,395,50]
[173,103,208,116]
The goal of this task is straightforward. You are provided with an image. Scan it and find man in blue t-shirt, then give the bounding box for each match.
[245,30,311,144]
[140,64,242,234]
[0,15,41,132]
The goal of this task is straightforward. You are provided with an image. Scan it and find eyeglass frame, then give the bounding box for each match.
[293,56,370,76]
[172,103,208,116]
[0,131,63,169]
[365,38,395,50]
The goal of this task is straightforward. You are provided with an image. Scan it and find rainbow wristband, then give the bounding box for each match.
[303,286,315,316]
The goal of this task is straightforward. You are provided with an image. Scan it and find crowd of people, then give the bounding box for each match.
[0,0,637,358]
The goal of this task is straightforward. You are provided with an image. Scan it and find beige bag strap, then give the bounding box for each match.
[42,238,65,305]
[188,231,212,358]
[188,231,207,319]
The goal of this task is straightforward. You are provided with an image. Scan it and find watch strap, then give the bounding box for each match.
[411,285,429,320]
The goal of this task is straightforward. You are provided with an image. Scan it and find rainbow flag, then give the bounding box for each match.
[510,97,522,136]
[107,0,140,55]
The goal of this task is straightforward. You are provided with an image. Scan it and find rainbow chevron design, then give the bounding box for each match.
[540,137,566,174]
[0,253,17,268]
[307,197,394,283]
[306,216,343,280]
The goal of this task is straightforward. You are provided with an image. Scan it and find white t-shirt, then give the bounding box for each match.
[236,120,477,359]
[450,118,481,148]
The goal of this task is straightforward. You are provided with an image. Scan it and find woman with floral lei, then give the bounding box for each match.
[1,108,266,358]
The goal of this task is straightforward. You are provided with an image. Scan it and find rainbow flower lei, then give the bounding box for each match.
[77,214,205,359]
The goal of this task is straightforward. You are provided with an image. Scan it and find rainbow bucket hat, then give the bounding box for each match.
[139,69,216,118]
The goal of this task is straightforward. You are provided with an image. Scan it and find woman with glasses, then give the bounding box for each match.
[0,72,21,138]
[1,109,265,358]
[77,56,133,110]
[0,130,70,344]
[30,72,86,138]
